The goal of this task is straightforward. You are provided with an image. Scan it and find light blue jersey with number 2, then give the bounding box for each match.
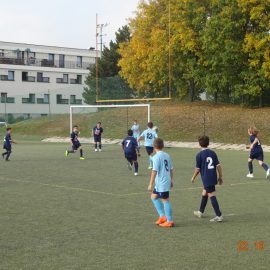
[152,151,173,192]
[140,128,158,147]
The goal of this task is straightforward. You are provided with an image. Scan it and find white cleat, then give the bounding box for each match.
[193,211,203,218]
[266,169,270,179]
[99,149,102,152]
[95,149,98,152]
[210,216,223,222]
[246,173,254,178]
[127,162,132,171]
[148,166,153,170]
[134,172,138,176]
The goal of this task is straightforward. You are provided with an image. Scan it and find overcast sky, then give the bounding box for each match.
[0,0,140,49]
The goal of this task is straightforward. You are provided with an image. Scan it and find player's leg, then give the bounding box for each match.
[257,153,270,178]
[98,138,102,152]
[146,147,154,169]
[78,145,84,160]
[94,137,98,152]
[133,154,139,176]
[151,191,166,224]
[247,157,254,178]
[126,157,133,171]
[194,189,208,218]
[159,194,174,228]
[5,148,12,161]
[207,187,223,222]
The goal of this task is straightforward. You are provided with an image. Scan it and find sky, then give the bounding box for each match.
[0,0,140,49]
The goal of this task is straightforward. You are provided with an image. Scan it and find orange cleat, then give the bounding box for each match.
[159,221,175,228]
[155,216,167,225]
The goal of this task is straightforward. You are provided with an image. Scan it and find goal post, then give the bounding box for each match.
[69,104,151,133]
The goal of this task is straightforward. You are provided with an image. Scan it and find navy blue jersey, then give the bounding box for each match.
[93,126,103,137]
[70,131,80,144]
[4,133,12,147]
[196,149,220,187]
[122,136,138,155]
[250,135,263,154]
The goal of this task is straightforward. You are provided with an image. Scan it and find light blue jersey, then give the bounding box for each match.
[152,151,173,192]
[140,128,158,147]
[131,124,141,139]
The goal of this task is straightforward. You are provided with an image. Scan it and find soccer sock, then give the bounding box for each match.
[149,156,153,167]
[6,151,11,160]
[210,196,222,217]
[151,198,165,217]
[68,150,75,154]
[80,149,83,157]
[134,162,138,173]
[99,144,102,149]
[199,195,208,213]
[2,152,7,156]
[95,143,97,149]
[163,201,173,222]
[248,161,253,174]
[262,163,269,171]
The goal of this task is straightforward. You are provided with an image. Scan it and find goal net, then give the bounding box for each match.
[69,104,151,139]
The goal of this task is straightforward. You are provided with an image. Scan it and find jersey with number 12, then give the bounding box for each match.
[140,128,158,147]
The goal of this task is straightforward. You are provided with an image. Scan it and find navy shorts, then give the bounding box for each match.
[153,188,170,199]
[145,146,154,155]
[94,136,101,143]
[125,153,137,162]
[204,186,216,193]
[250,152,264,161]
[72,142,81,151]
[3,144,11,151]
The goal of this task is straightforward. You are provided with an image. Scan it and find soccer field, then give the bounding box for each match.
[0,143,269,270]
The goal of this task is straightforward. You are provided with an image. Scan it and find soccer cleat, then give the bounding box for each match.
[95,149,98,152]
[193,211,203,218]
[148,166,153,170]
[65,150,68,157]
[2,153,4,159]
[127,162,132,171]
[246,173,254,178]
[159,221,175,228]
[155,216,167,225]
[99,149,102,152]
[80,157,85,160]
[210,216,223,222]
[266,169,270,179]
[134,172,138,176]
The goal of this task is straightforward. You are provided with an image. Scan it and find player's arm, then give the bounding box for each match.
[170,169,174,188]
[250,138,258,150]
[148,170,157,192]
[217,164,223,185]
[191,168,200,183]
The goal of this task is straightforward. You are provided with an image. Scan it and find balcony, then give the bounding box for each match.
[0,56,91,70]
[1,97,15,103]
[37,77,50,83]
[57,99,69,104]
[37,98,49,104]
[22,98,35,104]
[70,99,82,105]
[70,78,82,84]
[56,78,68,84]
[22,76,35,82]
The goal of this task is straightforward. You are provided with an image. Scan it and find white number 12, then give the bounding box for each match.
[207,157,214,169]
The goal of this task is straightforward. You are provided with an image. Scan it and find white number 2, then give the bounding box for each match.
[207,157,214,169]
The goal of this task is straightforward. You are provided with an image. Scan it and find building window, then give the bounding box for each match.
[22,93,35,104]
[63,74,68,83]
[37,94,50,104]
[37,72,43,82]
[70,95,82,105]
[22,71,35,82]
[0,49,4,57]
[70,75,82,84]
[77,56,82,67]
[56,94,69,104]
[48,54,55,66]
[8,71,14,81]
[59,54,65,68]
[0,93,14,103]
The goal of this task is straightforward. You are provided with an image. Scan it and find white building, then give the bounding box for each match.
[0,41,98,119]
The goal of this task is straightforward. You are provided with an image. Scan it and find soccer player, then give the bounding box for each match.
[122,129,139,176]
[138,122,158,169]
[148,138,174,228]
[131,120,141,152]
[92,122,103,152]
[2,127,16,161]
[65,125,84,160]
[246,127,270,179]
[191,135,223,222]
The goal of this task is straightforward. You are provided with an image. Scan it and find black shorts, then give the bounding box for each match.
[72,142,81,151]
[145,146,154,155]
[3,144,11,151]
[250,152,264,161]
[94,136,101,143]
[153,188,170,199]
[204,186,216,193]
[125,153,137,162]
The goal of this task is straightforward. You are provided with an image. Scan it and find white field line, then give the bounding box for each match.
[0,176,267,197]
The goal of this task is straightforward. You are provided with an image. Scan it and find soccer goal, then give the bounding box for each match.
[69,104,151,133]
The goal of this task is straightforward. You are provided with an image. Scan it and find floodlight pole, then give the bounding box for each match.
[96,13,99,101]
[168,0,172,99]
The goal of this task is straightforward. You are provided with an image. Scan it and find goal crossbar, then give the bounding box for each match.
[69,104,150,132]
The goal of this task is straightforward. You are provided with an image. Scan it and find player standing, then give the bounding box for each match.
[246,127,270,179]
[191,135,223,222]
[122,129,139,176]
[2,127,16,161]
[92,122,103,152]
[138,122,158,169]
[131,120,141,152]
[65,125,84,160]
[148,138,174,228]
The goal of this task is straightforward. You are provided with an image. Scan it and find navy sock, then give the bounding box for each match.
[199,195,208,213]
[99,144,102,149]
[248,161,253,174]
[262,163,269,171]
[95,143,97,149]
[134,162,138,173]
[80,149,83,157]
[68,150,75,154]
[210,196,222,217]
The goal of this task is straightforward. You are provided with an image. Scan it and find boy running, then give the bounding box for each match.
[92,122,103,152]
[138,122,158,169]
[65,125,84,160]
[148,138,174,228]
[191,135,223,222]
[2,127,16,161]
[131,120,141,152]
[122,129,139,176]
[246,127,270,179]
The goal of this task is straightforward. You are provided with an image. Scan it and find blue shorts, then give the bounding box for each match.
[125,152,137,162]
[72,142,81,150]
[153,188,169,199]
[145,146,154,155]
[3,144,11,151]
[204,186,216,193]
[250,152,264,161]
[94,136,101,143]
